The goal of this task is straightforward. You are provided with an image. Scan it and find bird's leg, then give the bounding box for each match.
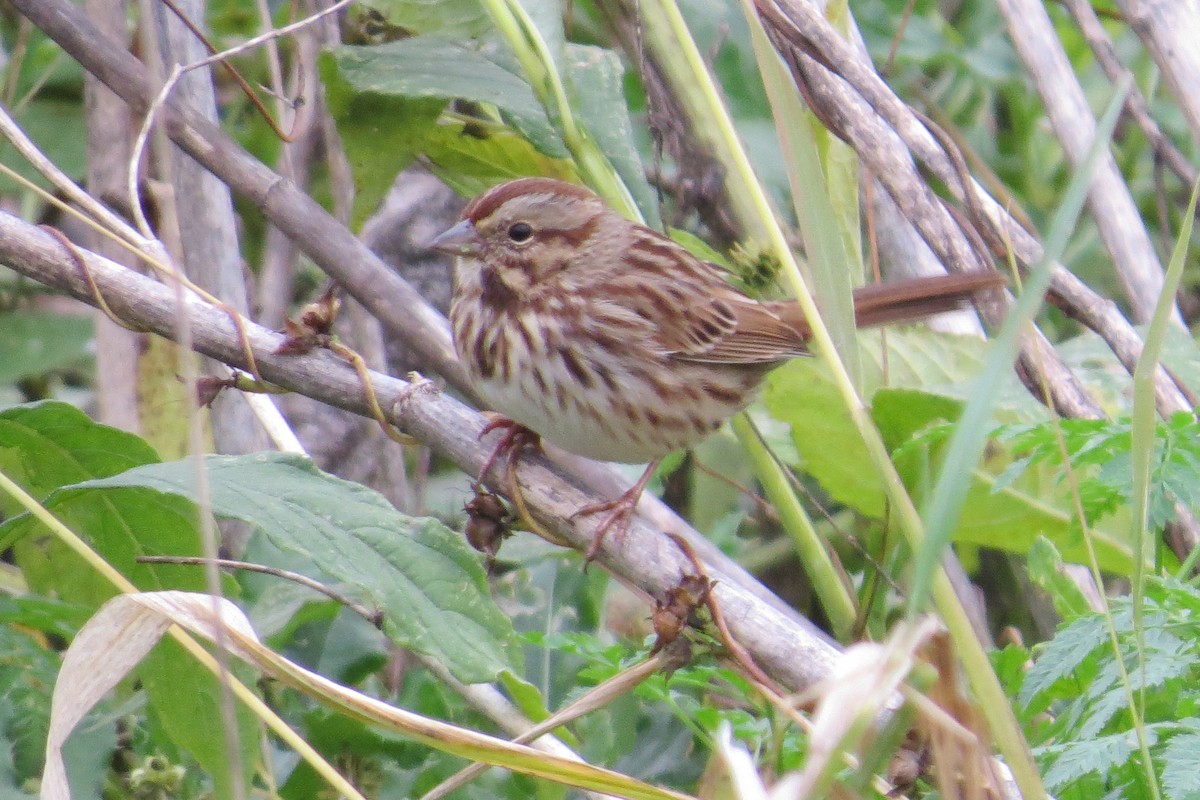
[572,459,661,563]
[477,414,542,495]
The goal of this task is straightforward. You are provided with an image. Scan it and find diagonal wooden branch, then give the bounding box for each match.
[1113,0,1200,143]
[753,0,1194,422]
[997,0,1171,325]
[0,209,841,693]
[9,0,465,393]
[752,0,1199,557]
[1059,0,1197,193]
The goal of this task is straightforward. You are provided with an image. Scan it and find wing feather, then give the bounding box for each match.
[604,229,809,365]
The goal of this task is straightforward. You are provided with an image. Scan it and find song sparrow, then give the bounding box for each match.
[432,177,1001,560]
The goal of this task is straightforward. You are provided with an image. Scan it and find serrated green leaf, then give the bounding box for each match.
[1038,729,1139,793]
[0,626,63,783]
[74,453,516,683]
[878,391,1134,572]
[1161,731,1200,800]
[1020,614,1108,709]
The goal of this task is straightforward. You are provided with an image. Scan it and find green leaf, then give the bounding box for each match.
[320,49,444,227]
[1039,729,1140,793]
[1019,614,1108,709]
[1161,731,1200,800]
[564,44,659,228]
[1,484,259,796]
[0,626,67,784]
[423,120,579,197]
[76,453,516,683]
[0,624,116,799]
[0,311,93,385]
[0,402,256,795]
[1025,537,1095,622]
[0,401,159,521]
[139,639,261,799]
[764,328,997,516]
[324,38,567,159]
[354,0,492,38]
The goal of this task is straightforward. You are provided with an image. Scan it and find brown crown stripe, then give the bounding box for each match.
[465,178,598,223]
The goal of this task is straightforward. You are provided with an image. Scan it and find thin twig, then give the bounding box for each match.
[137,555,385,626]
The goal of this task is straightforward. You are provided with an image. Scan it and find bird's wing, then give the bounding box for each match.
[596,227,809,365]
[664,289,810,365]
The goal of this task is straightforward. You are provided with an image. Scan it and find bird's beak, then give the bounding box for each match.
[430,219,483,257]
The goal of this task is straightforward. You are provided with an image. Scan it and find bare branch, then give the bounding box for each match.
[752,0,1194,420]
[10,0,466,392]
[998,0,1172,325]
[1060,0,1197,192]
[1113,0,1200,143]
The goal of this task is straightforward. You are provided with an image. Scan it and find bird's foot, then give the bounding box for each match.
[571,459,660,565]
[477,414,541,493]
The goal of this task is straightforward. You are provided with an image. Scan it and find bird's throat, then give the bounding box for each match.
[479,264,520,312]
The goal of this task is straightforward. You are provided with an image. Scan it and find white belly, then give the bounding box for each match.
[474,370,699,464]
[456,306,749,463]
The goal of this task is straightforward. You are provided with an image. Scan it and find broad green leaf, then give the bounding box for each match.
[423,120,579,197]
[1,488,258,796]
[0,311,93,385]
[0,401,158,521]
[564,44,659,228]
[76,453,516,683]
[354,0,491,38]
[320,48,445,227]
[323,38,567,159]
[764,328,998,516]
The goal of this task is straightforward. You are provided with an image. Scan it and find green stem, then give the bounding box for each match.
[480,0,637,217]
[733,414,857,640]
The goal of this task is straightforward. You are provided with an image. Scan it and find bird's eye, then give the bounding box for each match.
[507,222,534,243]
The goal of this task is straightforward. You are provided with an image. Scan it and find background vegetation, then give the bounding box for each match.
[1,0,1198,798]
